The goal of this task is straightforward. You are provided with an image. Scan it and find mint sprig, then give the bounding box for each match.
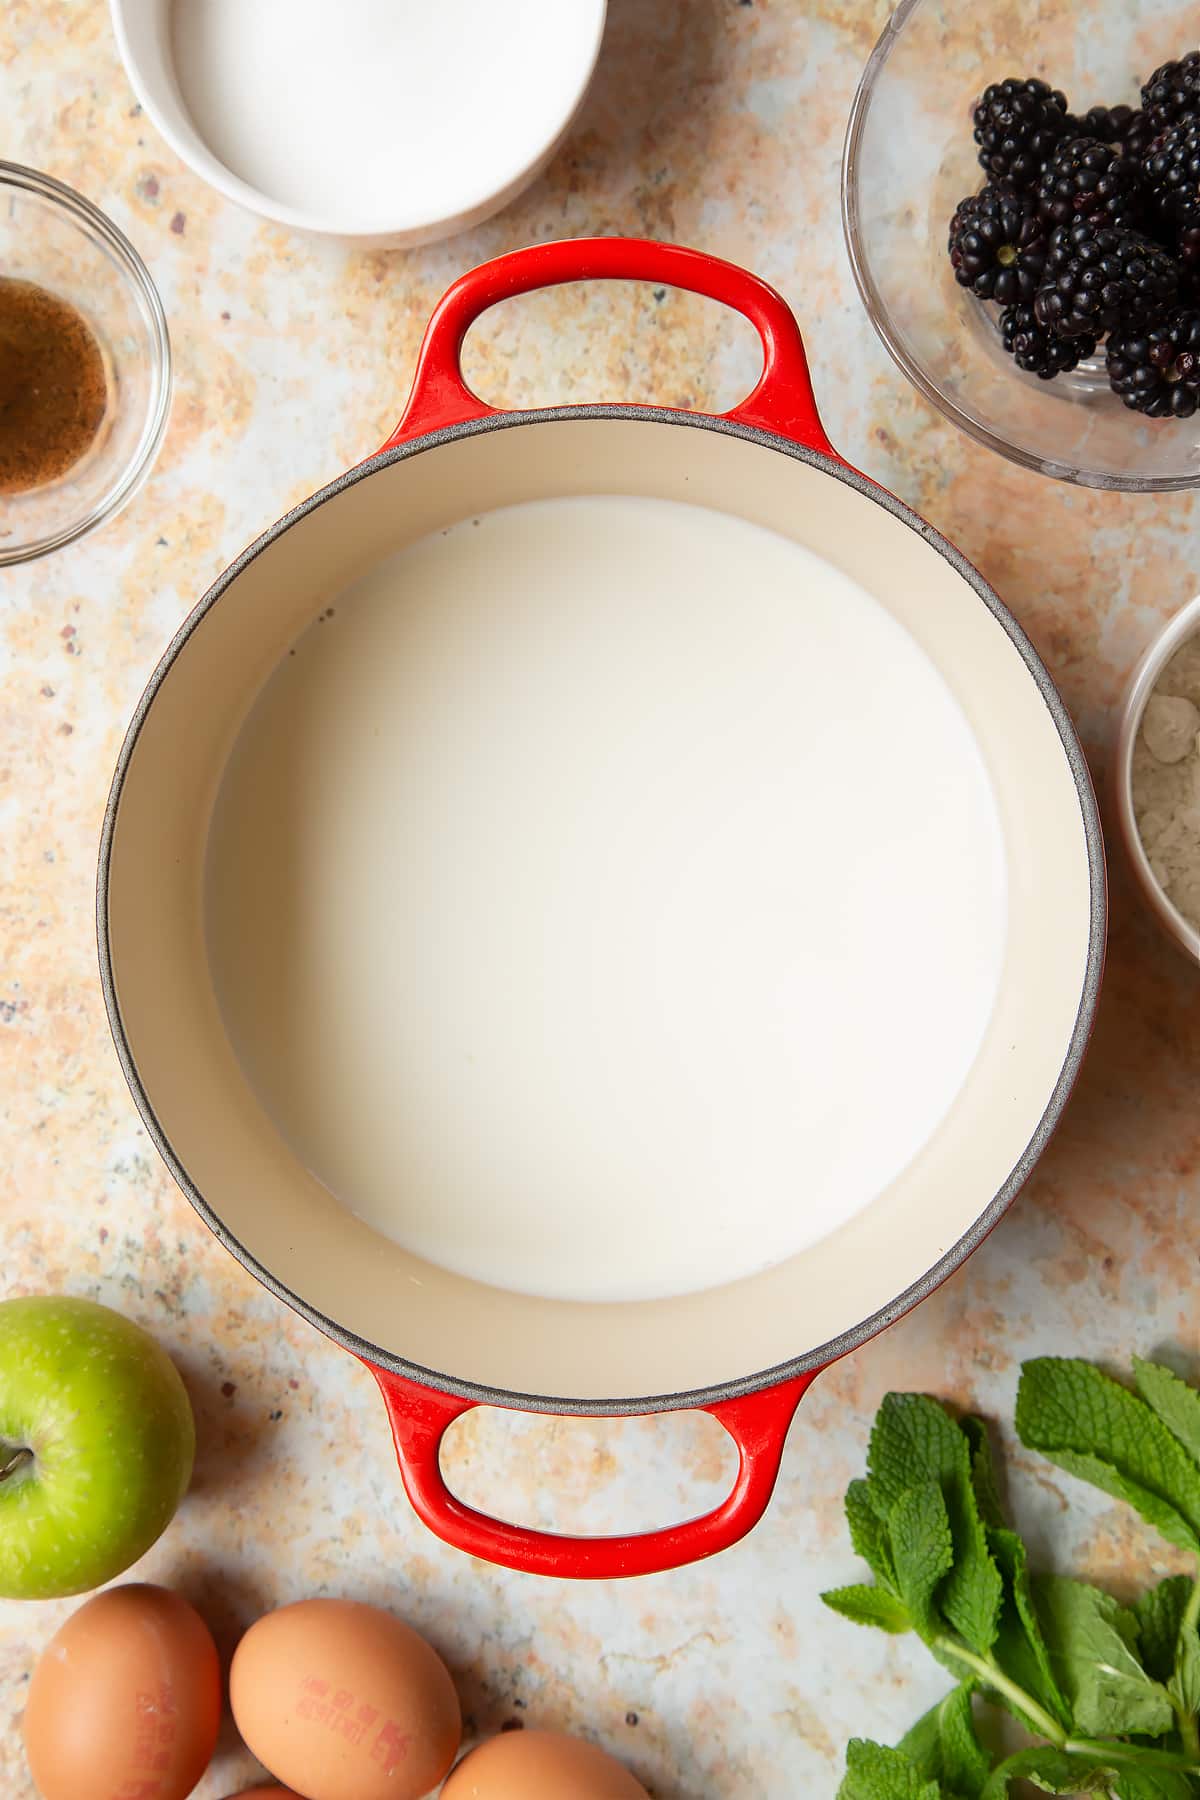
[825,1357,1200,1799]
[868,1395,1004,1658]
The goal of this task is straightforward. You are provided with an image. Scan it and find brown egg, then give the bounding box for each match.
[230,1597,461,1800]
[441,1730,649,1797]
[23,1583,222,1800]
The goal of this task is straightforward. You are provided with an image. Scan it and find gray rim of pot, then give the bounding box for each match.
[96,405,1108,1416]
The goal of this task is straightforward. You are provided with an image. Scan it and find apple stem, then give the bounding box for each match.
[0,1447,32,1482]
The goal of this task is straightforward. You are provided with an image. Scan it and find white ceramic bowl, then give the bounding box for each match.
[1115,593,1200,963]
[109,0,607,245]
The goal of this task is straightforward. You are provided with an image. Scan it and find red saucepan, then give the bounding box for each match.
[98,238,1105,1579]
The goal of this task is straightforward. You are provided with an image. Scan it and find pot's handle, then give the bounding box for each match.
[380,237,838,458]
[364,1362,817,1579]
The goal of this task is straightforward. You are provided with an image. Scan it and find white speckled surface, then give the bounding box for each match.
[2,3,1199,1795]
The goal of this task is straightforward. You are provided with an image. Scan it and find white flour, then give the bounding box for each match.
[206,496,1008,1303]
[1133,632,1200,935]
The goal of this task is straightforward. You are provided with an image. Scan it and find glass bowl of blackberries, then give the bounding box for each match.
[843,3,1200,489]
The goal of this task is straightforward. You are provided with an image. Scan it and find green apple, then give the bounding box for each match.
[0,1295,195,1598]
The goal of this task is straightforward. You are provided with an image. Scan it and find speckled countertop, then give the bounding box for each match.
[2,3,1199,1796]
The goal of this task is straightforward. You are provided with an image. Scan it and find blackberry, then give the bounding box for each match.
[973,76,1073,189]
[1035,218,1180,336]
[1035,136,1146,228]
[1141,51,1200,135]
[1143,114,1200,229]
[1000,302,1098,378]
[1071,103,1156,160]
[948,185,1048,304]
[1106,309,1200,416]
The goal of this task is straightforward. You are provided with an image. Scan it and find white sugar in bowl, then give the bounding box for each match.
[110,0,607,245]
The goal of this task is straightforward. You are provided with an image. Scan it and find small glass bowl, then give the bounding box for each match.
[842,0,1200,492]
[1115,594,1200,963]
[0,162,171,564]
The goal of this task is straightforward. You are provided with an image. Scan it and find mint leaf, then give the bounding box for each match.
[891,1481,954,1639]
[1113,1772,1198,1800]
[840,1740,945,1800]
[1171,1619,1200,1717]
[868,1394,970,1515]
[823,1584,913,1634]
[897,1689,989,1796]
[1134,1359,1200,1467]
[868,1396,1002,1653]
[1134,1576,1192,1683]
[1016,1360,1200,1553]
[961,1416,1006,1530]
[988,1527,1071,1731]
[848,1477,899,1592]
[981,1748,1118,1797]
[942,1527,1004,1659]
[1040,1447,1200,1553]
[957,1423,1069,1730]
[935,1685,990,1799]
[1035,1573,1174,1738]
[897,1702,944,1781]
[1136,1570,1200,1759]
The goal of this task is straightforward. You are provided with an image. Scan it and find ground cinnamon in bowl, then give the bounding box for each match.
[0,276,107,495]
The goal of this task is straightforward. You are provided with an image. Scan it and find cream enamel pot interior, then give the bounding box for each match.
[98,239,1106,1580]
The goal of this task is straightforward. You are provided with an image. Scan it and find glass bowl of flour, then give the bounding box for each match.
[1116,594,1200,962]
